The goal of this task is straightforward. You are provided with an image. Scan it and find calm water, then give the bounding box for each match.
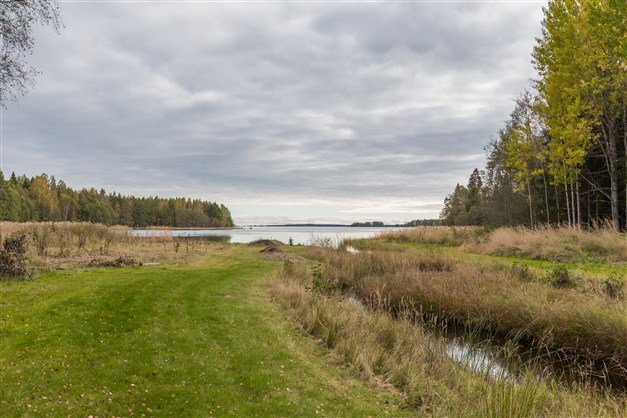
[130,226,397,246]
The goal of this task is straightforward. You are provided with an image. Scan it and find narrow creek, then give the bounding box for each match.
[342,245,626,392]
[445,339,511,380]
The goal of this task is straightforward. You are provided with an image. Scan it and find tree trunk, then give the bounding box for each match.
[587,186,590,227]
[595,191,599,226]
[576,179,581,228]
[600,110,621,231]
[570,184,577,226]
[542,172,550,224]
[564,182,572,226]
[554,183,561,224]
[527,181,534,227]
[608,129,620,231]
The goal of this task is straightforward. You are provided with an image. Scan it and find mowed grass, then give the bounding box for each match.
[0,245,409,417]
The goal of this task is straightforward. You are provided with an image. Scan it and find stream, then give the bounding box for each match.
[342,246,625,390]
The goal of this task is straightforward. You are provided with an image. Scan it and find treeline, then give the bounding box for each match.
[350,219,440,227]
[350,221,386,227]
[441,0,626,231]
[0,171,234,228]
[403,219,440,227]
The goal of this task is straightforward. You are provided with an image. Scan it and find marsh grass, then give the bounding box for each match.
[483,377,540,418]
[270,261,625,416]
[468,224,627,263]
[377,225,485,246]
[378,224,627,263]
[0,222,218,270]
[303,247,627,377]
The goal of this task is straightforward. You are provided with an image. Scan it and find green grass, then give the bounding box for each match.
[0,245,410,417]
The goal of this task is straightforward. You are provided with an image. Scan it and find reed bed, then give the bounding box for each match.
[467,225,627,263]
[378,225,627,263]
[377,225,484,246]
[0,222,132,258]
[270,261,625,416]
[305,248,627,372]
[0,222,214,270]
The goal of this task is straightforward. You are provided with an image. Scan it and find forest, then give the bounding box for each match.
[441,0,626,231]
[0,171,234,228]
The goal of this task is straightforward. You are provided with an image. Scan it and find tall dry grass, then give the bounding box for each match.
[0,222,214,269]
[0,222,131,258]
[467,225,627,263]
[378,224,627,263]
[270,261,625,416]
[305,248,627,370]
[377,225,484,246]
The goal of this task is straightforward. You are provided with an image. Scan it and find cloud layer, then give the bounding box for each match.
[4,2,545,224]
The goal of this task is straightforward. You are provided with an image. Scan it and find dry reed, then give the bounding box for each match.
[0,222,216,269]
[378,224,627,263]
[467,225,627,263]
[305,248,627,368]
[377,225,484,246]
[270,260,625,416]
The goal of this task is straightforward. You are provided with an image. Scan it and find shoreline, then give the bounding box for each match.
[138,226,240,231]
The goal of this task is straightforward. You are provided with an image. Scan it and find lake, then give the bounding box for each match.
[130,226,397,246]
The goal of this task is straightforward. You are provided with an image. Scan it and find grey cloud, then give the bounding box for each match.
[3,2,545,223]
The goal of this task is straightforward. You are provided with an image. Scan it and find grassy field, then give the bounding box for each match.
[2,223,626,417]
[1,245,410,417]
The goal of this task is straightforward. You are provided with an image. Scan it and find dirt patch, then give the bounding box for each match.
[87,256,142,268]
[262,252,304,262]
[249,239,284,247]
[260,246,283,253]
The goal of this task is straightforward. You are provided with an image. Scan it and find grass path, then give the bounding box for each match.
[1,245,409,417]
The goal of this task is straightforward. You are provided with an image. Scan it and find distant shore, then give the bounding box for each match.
[137,226,240,230]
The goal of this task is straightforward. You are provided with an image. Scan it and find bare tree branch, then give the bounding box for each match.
[0,0,62,107]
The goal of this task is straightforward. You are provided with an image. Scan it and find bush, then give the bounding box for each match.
[0,234,29,278]
[603,276,625,300]
[511,263,535,282]
[547,265,576,289]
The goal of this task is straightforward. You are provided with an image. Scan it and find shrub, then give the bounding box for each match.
[603,276,625,300]
[547,265,576,289]
[511,263,535,282]
[0,234,29,278]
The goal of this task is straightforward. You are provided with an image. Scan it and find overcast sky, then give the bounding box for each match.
[2,1,545,225]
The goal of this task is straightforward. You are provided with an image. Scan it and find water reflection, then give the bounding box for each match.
[445,339,511,380]
[131,226,396,246]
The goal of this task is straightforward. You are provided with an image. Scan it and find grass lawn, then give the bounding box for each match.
[1,245,409,417]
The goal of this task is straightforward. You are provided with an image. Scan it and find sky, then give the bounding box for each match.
[2,1,546,225]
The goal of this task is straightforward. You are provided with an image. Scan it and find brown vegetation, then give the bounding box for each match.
[248,239,285,247]
[270,260,625,416]
[377,225,484,246]
[378,225,627,263]
[304,247,627,371]
[467,225,627,263]
[0,234,29,277]
[0,222,222,271]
